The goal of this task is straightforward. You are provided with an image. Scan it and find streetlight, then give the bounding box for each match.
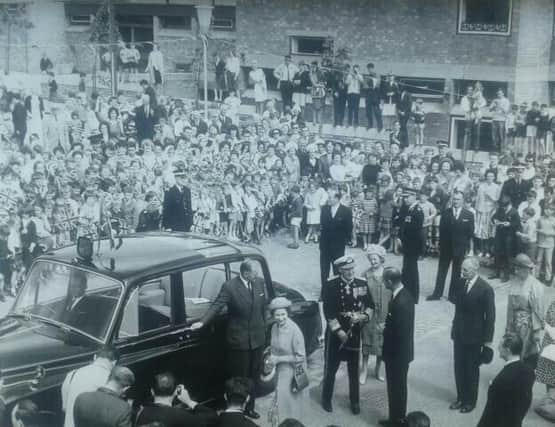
[195,4,213,123]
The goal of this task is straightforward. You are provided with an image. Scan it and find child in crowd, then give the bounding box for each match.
[418,190,437,256]
[287,185,303,249]
[536,203,555,284]
[517,207,538,261]
[412,98,426,147]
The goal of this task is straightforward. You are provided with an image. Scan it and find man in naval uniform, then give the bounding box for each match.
[399,187,424,303]
[322,255,375,415]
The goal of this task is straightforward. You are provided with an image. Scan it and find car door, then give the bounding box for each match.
[113,272,184,402]
[174,261,229,404]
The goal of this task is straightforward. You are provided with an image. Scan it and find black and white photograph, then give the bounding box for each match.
[0,0,555,426]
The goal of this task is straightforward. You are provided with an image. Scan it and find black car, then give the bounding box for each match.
[0,233,321,425]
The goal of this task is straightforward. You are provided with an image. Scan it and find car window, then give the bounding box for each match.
[182,264,226,321]
[14,261,122,341]
[118,275,172,339]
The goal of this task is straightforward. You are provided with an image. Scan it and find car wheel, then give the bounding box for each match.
[256,345,277,396]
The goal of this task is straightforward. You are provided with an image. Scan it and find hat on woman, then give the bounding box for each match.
[268,297,291,312]
[512,253,535,269]
[366,244,386,262]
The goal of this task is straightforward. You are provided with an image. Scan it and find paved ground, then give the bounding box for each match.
[1,233,553,427]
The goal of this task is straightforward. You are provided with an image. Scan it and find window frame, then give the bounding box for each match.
[114,271,183,343]
[289,36,328,56]
[210,6,236,32]
[457,0,513,36]
[158,14,192,30]
[69,14,92,26]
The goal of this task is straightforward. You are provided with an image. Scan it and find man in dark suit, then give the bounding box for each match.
[364,63,383,131]
[428,191,475,302]
[218,377,259,427]
[396,89,412,149]
[399,187,424,303]
[73,366,134,427]
[162,167,193,232]
[191,261,267,420]
[134,93,157,143]
[58,270,100,337]
[135,372,218,427]
[500,163,532,208]
[450,257,495,414]
[319,188,353,291]
[11,94,27,145]
[477,333,535,427]
[380,267,415,427]
[322,256,374,415]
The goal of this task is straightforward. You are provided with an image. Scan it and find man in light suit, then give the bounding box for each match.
[477,333,535,427]
[380,267,415,427]
[450,257,495,414]
[428,191,475,303]
[191,260,267,420]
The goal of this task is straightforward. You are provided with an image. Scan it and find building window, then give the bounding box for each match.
[458,0,512,35]
[290,36,330,56]
[211,6,236,31]
[69,15,92,26]
[159,15,192,30]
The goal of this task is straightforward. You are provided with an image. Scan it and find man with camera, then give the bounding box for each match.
[134,372,218,427]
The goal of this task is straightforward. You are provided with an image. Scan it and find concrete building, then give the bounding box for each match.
[0,0,553,150]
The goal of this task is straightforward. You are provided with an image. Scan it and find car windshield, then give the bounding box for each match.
[11,261,123,341]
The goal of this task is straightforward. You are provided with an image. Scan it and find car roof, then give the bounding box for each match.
[39,232,263,281]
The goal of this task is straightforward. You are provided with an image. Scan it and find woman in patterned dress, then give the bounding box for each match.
[474,170,500,257]
[506,253,545,369]
[358,186,378,250]
[360,244,389,384]
[537,298,555,390]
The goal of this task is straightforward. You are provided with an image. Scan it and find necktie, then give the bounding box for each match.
[463,280,470,295]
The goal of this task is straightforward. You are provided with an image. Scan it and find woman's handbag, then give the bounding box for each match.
[291,363,309,393]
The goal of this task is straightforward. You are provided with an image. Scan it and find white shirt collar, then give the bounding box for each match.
[466,275,479,293]
[504,356,520,366]
[239,274,250,289]
[392,285,404,300]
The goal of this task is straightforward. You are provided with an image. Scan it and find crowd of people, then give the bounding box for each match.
[4,50,555,426]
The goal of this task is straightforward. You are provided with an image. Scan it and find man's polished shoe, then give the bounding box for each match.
[460,404,475,413]
[426,294,441,301]
[449,400,463,410]
[351,403,360,415]
[322,400,333,413]
[244,410,260,419]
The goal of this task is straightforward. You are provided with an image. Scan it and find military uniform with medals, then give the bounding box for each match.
[322,256,375,414]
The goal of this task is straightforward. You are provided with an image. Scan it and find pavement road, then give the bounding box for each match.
[0,232,553,427]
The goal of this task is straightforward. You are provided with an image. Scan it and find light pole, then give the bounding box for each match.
[195,5,213,123]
